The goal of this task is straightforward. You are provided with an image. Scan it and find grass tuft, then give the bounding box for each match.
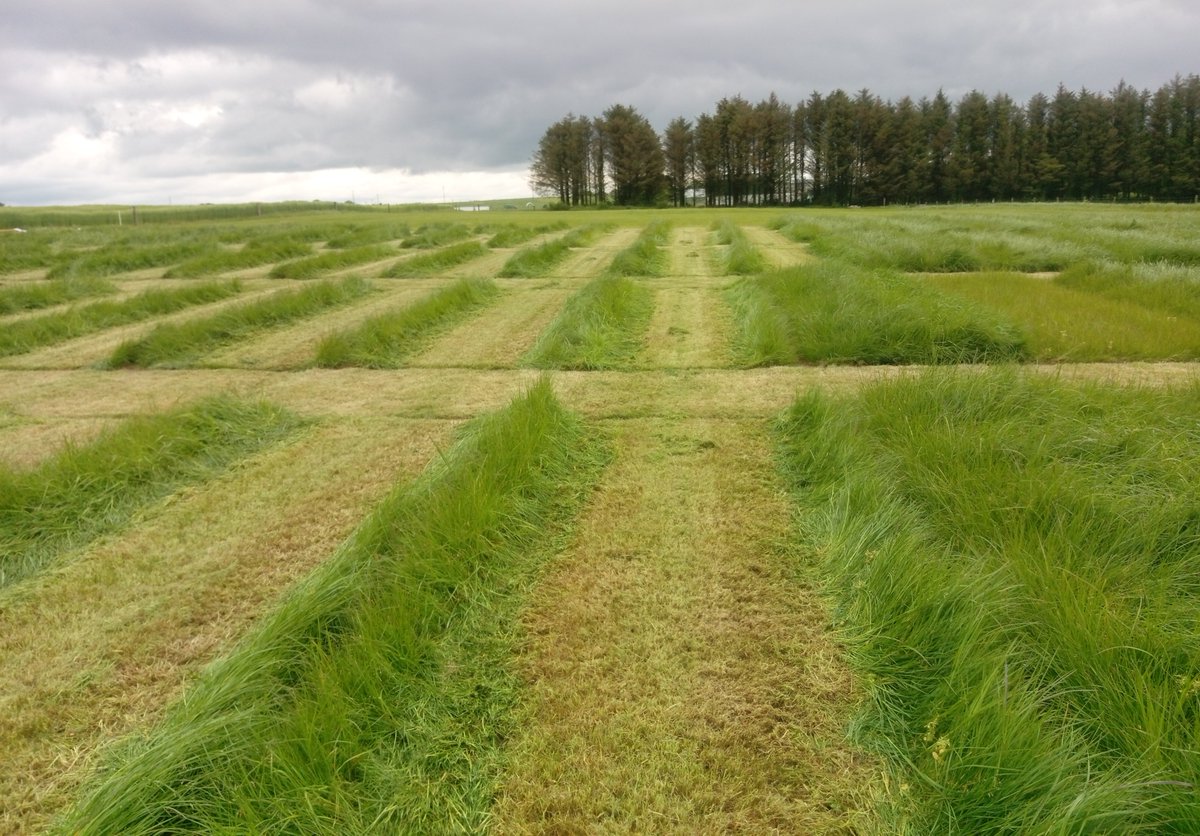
[315,278,500,367]
[0,281,243,358]
[498,225,610,278]
[382,241,487,278]
[605,220,670,277]
[0,277,116,314]
[713,219,769,275]
[0,396,304,589]
[107,277,372,368]
[778,370,1200,831]
[523,275,653,369]
[267,244,396,279]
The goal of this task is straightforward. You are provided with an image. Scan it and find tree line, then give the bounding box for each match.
[530,76,1200,207]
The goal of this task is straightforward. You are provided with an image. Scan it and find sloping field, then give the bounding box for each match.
[1,205,1199,833]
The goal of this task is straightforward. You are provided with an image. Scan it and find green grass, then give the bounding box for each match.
[929,271,1200,360]
[713,219,769,275]
[107,277,372,368]
[47,239,220,279]
[0,277,116,314]
[497,224,610,278]
[605,219,670,277]
[0,397,304,589]
[61,380,608,834]
[267,244,396,279]
[485,222,566,248]
[778,370,1200,832]
[1056,260,1200,321]
[523,275,653,369]
[0,281,243,358]
[315,278,500,367]
[164,237,315,277]
[400,223,474,249]
[382,241,487,278]
[728,262,1028,365]
[322,224,410,249]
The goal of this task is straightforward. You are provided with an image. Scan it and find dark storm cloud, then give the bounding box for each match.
[1,0,1197,203]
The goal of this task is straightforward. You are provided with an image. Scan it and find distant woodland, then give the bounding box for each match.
[530,76,1200,207]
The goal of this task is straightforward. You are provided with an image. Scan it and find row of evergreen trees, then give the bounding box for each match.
[529,76,1200,207]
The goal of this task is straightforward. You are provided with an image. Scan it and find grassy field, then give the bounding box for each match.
[1,202,1198,833]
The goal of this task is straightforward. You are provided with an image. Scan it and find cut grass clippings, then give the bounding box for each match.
[315,278,500,367]
[0,281,243,358]
[0,396,304,589]
[523,275,653,369]
[728,261,1029,365]
[62,379,608,834]
[382,241,487,278]
[778,369,1200,831]
[107,276,372,368]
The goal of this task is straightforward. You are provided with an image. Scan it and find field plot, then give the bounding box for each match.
[1,204,1199,833]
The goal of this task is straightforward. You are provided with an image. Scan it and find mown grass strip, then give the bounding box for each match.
[728,262,1028,365]
[605,219,670,277]
[382,241,487,278]
[267,244,396,279]
[0,396,304,589]
[713,219,769,276]
[778,370,1200,832]
[523,275,653,369]
[497,224,609,278]
[62,380,608,834]
[315,278,499,367]
[0,281,242,358]
[0,277,116,315]
[107,277,372,368]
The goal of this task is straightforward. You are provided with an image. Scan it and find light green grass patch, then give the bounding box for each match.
[523,275,653,369]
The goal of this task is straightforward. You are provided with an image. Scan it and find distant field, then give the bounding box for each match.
[1,202,1198,832]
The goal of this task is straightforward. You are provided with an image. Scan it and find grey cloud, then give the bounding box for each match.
[2,0,1198,203]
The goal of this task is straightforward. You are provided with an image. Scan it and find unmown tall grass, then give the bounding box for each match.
[605,219,670,277]
[0,281,242,358]
[778,370,1200,832]
[400,223,473,249]
[48,238,220,279]
[0,277,116,314]
[728,262,1028,365]
[0,397,303,588]
[165,237,314,277]
[713,219,768,275]
[382,241,486,277]
[267,244,396,279]
[315,278,499,367]
[107,277,372,367]
[523,275,653,369]
[62,380,608,834]
[497,224,610,278]
[485,221,566,248]
[322,224,410,249]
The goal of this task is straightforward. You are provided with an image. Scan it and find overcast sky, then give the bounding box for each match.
[2,0,1196,206]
